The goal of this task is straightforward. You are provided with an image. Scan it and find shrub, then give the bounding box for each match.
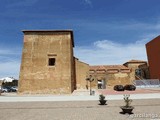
[114,85,124,91]
[124,84,136,91]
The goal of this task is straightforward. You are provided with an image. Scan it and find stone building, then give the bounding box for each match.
[123,60,148,80]
[19,30,150,94]
[75,58,89,89]
[89,65,131,89]
[88,60,149,90]
[19,30,76,94]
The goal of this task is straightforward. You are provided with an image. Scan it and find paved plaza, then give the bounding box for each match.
[0,99,160,120]
[0,88,160,120]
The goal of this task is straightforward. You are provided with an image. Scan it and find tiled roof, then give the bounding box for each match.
[104,65,129,70]
[123,59,147,65]
[127,59,147,63]
[89,65,106,70]
[89,65,129,71]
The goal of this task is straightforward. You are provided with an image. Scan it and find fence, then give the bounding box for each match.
[133,79,160,88]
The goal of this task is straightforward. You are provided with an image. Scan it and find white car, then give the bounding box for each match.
[11,86,18,92]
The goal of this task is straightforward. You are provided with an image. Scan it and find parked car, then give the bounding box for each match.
[1,86,11,92]
[124,84,136,91]
[113,85,124,91]
[10,86,18,92]
[1,86,18,92]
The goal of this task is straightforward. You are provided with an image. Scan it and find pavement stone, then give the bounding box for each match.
[0,99,160,120]
[0,88,160,120]
[0,93,160,102]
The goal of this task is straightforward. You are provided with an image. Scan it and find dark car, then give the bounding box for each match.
[1,87,8,92]
[124,84,136,91]
[2,86,12,92]
[2,86,18,92]
[113,85,124,91]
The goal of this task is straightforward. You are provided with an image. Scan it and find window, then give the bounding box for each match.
[135,69,141,76]
[48,54,57,66]
[48,58,55,66]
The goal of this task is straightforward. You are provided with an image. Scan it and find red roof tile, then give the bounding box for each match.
[89,65,130,71]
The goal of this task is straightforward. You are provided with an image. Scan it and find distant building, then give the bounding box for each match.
[89,60,149,89]
[146,35,160,80]
[123,60,149,80]
[89,65,131,89]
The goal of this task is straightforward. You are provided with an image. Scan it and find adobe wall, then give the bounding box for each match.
[89,71,131,89]
[75,59,89,89]
[91,73,107,89]
[18,31,74,94]
[107,72,131,89]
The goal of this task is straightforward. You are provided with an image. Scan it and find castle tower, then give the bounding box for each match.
[18,30,75,94]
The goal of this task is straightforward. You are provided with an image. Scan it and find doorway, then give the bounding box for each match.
[98,80,106,89]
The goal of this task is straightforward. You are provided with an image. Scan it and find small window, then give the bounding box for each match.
[48,58,55,66]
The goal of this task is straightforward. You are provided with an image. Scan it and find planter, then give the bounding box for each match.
[99,100,107,105]
[120,106,134,114]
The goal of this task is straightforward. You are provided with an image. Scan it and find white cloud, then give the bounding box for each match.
[72,20,160,65]
[74,38,150,65]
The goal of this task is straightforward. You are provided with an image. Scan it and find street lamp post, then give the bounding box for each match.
[86,75,94,95]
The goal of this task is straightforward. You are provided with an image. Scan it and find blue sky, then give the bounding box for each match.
[0,0,160,78]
